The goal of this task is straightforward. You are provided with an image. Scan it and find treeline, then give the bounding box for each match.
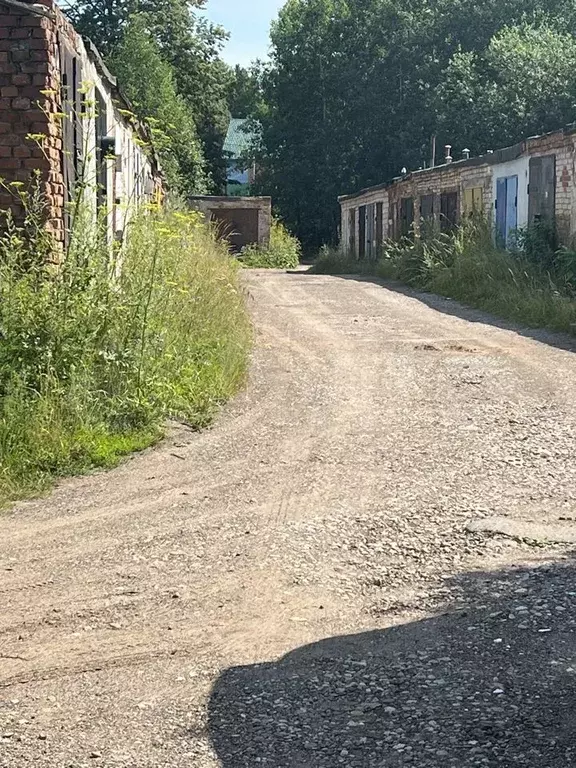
[66,0,255,195]
[248,0,576,249]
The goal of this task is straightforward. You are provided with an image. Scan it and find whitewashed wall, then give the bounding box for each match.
[74,38,162,243]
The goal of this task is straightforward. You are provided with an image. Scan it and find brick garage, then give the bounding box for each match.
[0,0,163,245]
[0,0,60,234]
[526,130,576,244]
[340,126,576,258]
[189,196,272,252]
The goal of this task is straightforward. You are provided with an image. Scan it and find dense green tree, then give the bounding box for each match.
[435,25,576,154]
[227,65,264,119]
[141,3,232,192]
[109,15,207,195]
[62,0,135,54]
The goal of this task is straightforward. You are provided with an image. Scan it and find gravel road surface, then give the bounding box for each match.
[1,270,576,766]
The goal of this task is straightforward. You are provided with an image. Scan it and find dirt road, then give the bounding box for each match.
[2,270,576,767]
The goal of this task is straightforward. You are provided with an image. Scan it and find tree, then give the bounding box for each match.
[227,65,264,119]
[108,15,207,195]
[63,0,138,55]
[435,25,576,154]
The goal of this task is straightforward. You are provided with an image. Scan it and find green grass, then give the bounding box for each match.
[0,199,251,505]
[312,220,576,335]
[238,219,301,269]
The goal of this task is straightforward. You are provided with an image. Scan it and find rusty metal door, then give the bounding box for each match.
[440,192,458,231]
[348,208,356,256]
[420,194,435,221]
[400,197,414,236]
[376,202,383,249]
[358,205,366,259]
[528,155,556,224]
[366,203,375,258]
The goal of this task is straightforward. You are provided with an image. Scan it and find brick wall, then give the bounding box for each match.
[0,0,164,248]
[339,126,576,253]
[527,131,576,243]
[0,0,64,239]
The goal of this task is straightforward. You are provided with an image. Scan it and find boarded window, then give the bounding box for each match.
[440,192,458,231]
[358,205,366,259]
[348,209,356,256]
[376,201,383,248]
[463,187,483,216]
[528,155,556,224]
[400,197,414,236]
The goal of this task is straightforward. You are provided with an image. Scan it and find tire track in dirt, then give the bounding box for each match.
[1,270,576,766]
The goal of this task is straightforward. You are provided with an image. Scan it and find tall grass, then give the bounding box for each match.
[313,219,576,335]
[239,219,301,269]
[0,187,251,504]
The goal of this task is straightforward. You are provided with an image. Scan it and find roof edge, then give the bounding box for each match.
[1,0,55,19]
[339,123,576,204]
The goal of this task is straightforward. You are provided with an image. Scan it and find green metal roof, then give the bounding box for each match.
[223,118,256,158]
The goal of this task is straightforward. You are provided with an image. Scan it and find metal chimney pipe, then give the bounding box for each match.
[462,148,470,160]
[445,144,453,164]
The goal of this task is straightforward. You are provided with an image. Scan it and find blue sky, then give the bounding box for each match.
[201,0,286,67]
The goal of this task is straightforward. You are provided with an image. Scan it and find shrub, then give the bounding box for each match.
[311,246,364,274]
[516,218,558,270]
[239,219,300,269]
[0,186,251,504]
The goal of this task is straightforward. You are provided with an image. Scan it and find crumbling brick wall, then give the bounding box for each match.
[0,0,63,238]
[0,0,164,247]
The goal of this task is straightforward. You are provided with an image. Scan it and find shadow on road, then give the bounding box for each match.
[313,272,576,355]
[208,557,576,767]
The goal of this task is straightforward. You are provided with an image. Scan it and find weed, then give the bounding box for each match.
[239,219,300,269]
[0,187,251,505]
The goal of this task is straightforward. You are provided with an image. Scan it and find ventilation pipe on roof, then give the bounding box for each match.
[462,148,471,160]
[445,144,453,163]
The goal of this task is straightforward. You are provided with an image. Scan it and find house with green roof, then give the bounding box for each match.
[223,118,257,196]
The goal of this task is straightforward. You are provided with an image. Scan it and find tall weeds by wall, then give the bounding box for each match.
[313,219,576,335]
[0,189,251,505]
[239,219,301,269]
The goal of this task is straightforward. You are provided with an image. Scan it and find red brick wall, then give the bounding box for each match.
[0,0,64,240]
